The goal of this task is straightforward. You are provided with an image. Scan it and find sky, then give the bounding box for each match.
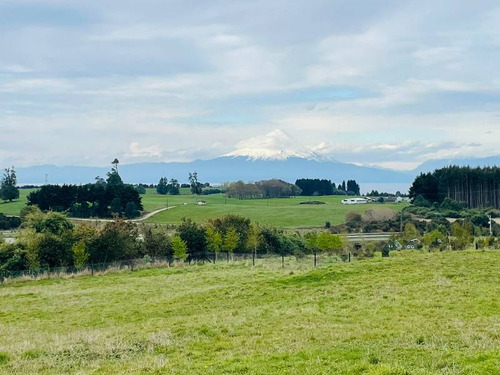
[1,0,500,170]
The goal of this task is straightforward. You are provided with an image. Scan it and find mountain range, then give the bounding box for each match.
[13,130,500,193]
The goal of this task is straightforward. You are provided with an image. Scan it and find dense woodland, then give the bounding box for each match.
[0,211,348,275]
[26,168,143,219]
[295,179,360,196]
[410,166,500,209]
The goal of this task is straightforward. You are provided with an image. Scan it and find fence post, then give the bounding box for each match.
[348,252,351,263]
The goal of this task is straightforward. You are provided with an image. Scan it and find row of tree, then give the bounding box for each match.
[409,166,500,209]
[27,165,142,219]
[156,178,180,195]
[226,179,301,199]
[295,179,360,196]
[0,211,346,273]
[390,219,498,252]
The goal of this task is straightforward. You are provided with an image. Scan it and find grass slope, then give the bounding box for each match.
[1,251,500,374]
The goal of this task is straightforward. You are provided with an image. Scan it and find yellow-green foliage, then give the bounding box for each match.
[171,235,187,260]
[205,226,222,254]
[402,222,420,241]
[0,251,500,374]
[422,230,447,250]
[451,221,473,250]
[72,241,88,270]
[316,232,344,253]
[222,227,239,254]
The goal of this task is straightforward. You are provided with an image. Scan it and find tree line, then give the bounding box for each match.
[409,166,500,209]
[295,179,360,196]
[0,211,346,274]
[27,164,142,219]
[226,179,301,199]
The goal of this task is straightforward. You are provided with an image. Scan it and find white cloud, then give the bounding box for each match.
[1,64,33,73]
[1,1,500,170]
[127,142,163,158]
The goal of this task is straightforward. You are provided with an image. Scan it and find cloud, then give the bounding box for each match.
[0,64,33,73]
[1,0,500,170]
[127,142,163,158]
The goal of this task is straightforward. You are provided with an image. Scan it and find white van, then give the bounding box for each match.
[341,198,370,205]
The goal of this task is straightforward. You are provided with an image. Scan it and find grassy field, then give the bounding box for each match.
[1,251,500,374]
[0,188,406,228]
[143,190,406,228]
[0,189,33,216]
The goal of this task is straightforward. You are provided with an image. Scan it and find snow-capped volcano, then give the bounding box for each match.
[224,129,332,161]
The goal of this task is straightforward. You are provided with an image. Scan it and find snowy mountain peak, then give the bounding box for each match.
[224,129,332,162]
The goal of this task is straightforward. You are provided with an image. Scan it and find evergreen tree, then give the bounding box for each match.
[189,172,203,194]
[156,177,169,195]
[1,166,19,202]
[409,166,500,209]
[168,179,180,195]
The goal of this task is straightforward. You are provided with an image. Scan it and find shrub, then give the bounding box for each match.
[413,195,432,208]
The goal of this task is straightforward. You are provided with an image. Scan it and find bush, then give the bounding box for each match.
[440,198,466,211]
[203,188,224,195]
[89,219,141,263]
[413,195,432,208]
[142,227,173,260]
[0,213,20,230]
[424,211,444,220]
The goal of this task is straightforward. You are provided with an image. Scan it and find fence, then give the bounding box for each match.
[0,251,359,283]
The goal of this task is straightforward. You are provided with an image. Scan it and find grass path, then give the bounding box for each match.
[1,251,499,374]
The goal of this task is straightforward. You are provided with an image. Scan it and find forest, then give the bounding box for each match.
[409,166,500,209]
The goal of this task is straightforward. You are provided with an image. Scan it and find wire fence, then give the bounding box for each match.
[0,251,361,283]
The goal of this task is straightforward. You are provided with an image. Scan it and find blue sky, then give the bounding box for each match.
[1,0,499,169]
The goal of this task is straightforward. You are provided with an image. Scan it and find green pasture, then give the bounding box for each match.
[0,189,33,216]
[0,188,406,228]
[1,251,499,374]
[143,189,406,228]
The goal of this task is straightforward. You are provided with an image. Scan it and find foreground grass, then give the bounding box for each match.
[143,190,405,228]
[1,251,500,374]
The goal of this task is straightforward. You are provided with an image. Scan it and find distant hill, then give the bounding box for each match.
[16,129,414,188]
[16,157,412,186]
